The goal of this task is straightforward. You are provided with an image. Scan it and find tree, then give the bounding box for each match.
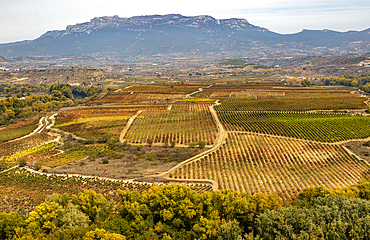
[0,212,26,239]
[198,141,206,149]
[217,219,243,240]
[257,195,370,240]
[83,228,126,240]
[26,201,63,235]
[58,203,91,238]
[72,190,112,223]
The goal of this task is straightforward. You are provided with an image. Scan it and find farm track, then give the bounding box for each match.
[159,100,225,190]
[9,113,59,143]
[119,110,144,143]
[23,166,145,184]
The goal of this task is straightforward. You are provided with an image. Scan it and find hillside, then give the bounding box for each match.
[0,68,119,85]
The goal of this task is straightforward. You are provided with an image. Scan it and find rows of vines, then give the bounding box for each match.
[217,111,370,142]
[168,132,370,200]
[124,104,218,145]
[215,96,367,111]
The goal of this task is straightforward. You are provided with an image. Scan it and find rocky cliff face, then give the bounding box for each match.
[40,14,267,38]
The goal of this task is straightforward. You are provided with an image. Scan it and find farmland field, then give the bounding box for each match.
[1,82,370,205]
[0,117,40,142]
[0,133,55,159]
[92,84,202,104]
[54,107,139,140]
[215,95,366,111]
[218,111,370,142]
[124,104,218,145]
[167,132,370,200]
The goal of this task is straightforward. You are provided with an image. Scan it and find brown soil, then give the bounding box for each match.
[46,145,208,179]
[342,140,370,162]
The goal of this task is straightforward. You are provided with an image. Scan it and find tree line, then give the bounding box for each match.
[0,83,103,125]
[322,73,370,92]
[2,180,370,239]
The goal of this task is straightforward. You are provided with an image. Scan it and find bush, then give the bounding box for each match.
[188,142,197,148]
[147,139,153,147]
[107,138,118,149]
[198,141,206,149]
[170,141,176,148]
[99,134,112,143]
[102,159,109,164]
[64,141,73,149]
[34,161,42,170]
[90,153,96,161]
[18,158,27,167]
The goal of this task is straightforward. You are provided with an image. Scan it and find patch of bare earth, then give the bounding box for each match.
[343,140,370,162]
[45,145,208,180]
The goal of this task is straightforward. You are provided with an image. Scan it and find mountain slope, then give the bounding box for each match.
[0,14,369,58]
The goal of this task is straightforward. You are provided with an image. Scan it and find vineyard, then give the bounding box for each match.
[54,107,139,139]
[1,83,370,206]
[0,117,40,142]
[124,104,219,145]
[168,132,370,200]
[40,144,105,168]
[92,84,202,104]
[0,133,55,159]
[194,84,351,99]
[218,111,370,142]
[92,92,186,104]
[215,95,367,111]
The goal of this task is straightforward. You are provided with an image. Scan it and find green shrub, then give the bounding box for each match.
[34,161,42,170]
[188,142,197,148]
[18,158,27,167]
[64,141,73,149]
[147,139,153,147]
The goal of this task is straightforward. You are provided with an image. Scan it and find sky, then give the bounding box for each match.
[1,0,370,44]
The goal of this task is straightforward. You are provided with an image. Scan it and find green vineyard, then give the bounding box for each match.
[215,95,367,111]
[217,111,370,142]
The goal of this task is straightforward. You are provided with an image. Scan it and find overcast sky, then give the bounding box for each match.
[1,0,370,44]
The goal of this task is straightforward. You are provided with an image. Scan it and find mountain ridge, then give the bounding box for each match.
[0,14,369,58]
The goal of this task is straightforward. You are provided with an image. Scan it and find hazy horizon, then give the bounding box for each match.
[1,0,370,44]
